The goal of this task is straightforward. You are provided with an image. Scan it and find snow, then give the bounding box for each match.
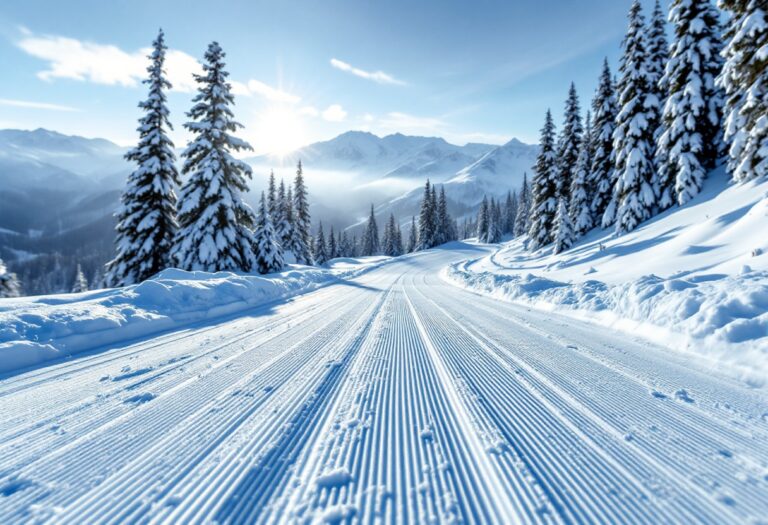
[443,169,768,381]
[1,246,767,523]
[0,257,391,375]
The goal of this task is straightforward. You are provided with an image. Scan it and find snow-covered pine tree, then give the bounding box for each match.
[362,204,380,256]
[71,264,89,293]
[340,230,352,257]
[275,178,286,225]
[647,0,670,180]
[590,59,619,226]
[570,111,594,237]
[719,0,768,182]
[408,216,417,252]
[174,41,256,272]
[267,170,278,223]
[395,222,404,255]
[293,161,313,264]
[503,190,517,235]
[430,184,440,244]
[657,0,725,207]
[381,217,393,256]
[612,1,659,235]
[91,267,105,290]
[529,110,559,249]
[489,199,503,243]
[436,186,452,246]
[555,83,583,202]
[417,180,436,249]
[328,225,338,260]
[553,198,576,255]
[106,29,180,287]
[276,186,296,262]
[384,214,401,256]
[476,196,490,242]
[253,192,284,274]
[313,222,328,266]
[0,258,20,298]
[514,173,531,237]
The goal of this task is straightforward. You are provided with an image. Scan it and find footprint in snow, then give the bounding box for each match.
[123,392,156,404]
[651,390,668,400]
[0,478,35,497]
[675,389,695,403]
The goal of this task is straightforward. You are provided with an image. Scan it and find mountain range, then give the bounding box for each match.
[0,128,537,294]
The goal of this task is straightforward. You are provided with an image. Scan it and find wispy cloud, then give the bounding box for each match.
[330,58,405,86]
[16,30,201,92]
[232,79,301,104]
[322,104,347,122]
[0,98,79,112]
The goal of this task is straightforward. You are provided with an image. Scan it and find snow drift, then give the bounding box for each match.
[0,257,390,375]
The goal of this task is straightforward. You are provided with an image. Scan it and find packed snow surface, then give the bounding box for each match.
[0,245,766,524]
[445,170,768,381]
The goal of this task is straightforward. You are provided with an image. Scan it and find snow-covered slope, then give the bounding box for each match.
[443,138,538,205]
[444,169,768,380]
[369,138,538,229]
[0,128,127,182]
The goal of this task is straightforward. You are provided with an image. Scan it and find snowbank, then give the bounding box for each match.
[444,263,768,379]
[0,257,390,375]
[444,171,768,382]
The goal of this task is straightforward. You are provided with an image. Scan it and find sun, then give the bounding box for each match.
[251,105,308,158]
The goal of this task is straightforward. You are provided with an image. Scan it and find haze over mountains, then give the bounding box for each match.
[0,127,536,294]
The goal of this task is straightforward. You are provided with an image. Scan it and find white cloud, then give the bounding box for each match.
[322,104,347,122]
[239,79,301,104]
[330,58,405,86]
[0,98,79,112]
[16,31,201,93]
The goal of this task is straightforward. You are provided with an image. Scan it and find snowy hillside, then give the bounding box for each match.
[0,128,128,183]
[444,169,768,381]
[371,138,538,229]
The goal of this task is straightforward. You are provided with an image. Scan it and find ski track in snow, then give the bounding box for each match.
[0,247,767,524]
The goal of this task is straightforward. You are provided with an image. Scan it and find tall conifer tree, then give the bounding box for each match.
[107,30,180,286]
[612,1,659,235]
[174,41,256,272]
[253,192,284,274]
[658,0,725,207]
[529,110,559,249]
[556,83,583,201]
[292,161,313,264]
[589,59,619,225]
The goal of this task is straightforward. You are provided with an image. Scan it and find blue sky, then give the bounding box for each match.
[0,0,664,153]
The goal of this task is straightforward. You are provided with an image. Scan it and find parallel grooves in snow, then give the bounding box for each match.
[0,248,765,524]
[269,283,521,523]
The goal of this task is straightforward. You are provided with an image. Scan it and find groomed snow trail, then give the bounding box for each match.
[0,244,766,524]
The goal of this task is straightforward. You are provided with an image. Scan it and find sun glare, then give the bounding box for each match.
[251,105,308,158]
